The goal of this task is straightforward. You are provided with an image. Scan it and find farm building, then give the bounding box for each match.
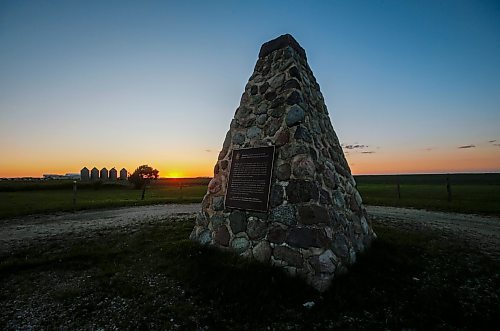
[100,168,108,180]
[120,168,128,180]
[80,167,90,181]
[109,168,117,181]
[90,167,99,181]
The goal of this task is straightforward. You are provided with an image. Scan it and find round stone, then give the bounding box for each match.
[250,85,258,95]
[292,156,315,179]
[270,96,285,109]
[238,114,256,128]
[265,91,277,101]
[275,129,290,146]
[266,118,281,136]
[245,126,260,140]
[283,78,301,90]
[198,230,212,245]
[269,184,284,207]
[294,125,312,143]
[267,225,286,244]
[323,168,337,189]
[269,73,285,89]
[273,246,303,267]
[256,114,267,125]
[333,190,345,208]
[232,132,245,145]
[270,204,296,226]
[252,241,272,263]
[332,233,349,258]
[229,210,247,234]
[195,212,208,226]
[269,106,286,118]
[255,104,268,115]
[286,90,303,105]
[247,218,267,240]
[320,189,331,205]
[210,215,225,228]
[286,180,318,203]
[259,82,270,94]
[288,66,301,80]
[214,225,230,246]
[212,196,224,211]
[231,237,250,253]
[286,227,329,249]
[298,205,329,225]
[208,177,222,194]
[277,163,291,181]
[285,105,305,127]
[309,249,337,274]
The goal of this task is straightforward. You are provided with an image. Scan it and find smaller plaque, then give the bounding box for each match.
[225,146,275,212]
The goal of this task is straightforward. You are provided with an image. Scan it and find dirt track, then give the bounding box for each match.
[1,204,499,260]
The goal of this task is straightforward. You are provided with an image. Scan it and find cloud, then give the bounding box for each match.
[488,140,496,143]
[494,144,500,147]
[361,151,375,154]
[342,144,368,150]
[204,149,213,153]
[424,147,434,151]
[458,145,476,149]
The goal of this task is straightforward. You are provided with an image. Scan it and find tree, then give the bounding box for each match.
[128,165,159,192]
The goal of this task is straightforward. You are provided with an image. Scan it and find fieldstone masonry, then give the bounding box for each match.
[190,34,376,291]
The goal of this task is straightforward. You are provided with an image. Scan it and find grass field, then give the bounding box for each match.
[356,173,500,215]
[1,218,498,329]
[0,173,499,218]
[0,185,207,219]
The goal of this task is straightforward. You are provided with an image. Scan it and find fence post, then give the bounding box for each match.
[446,175,452,202]
[72,180,77,212]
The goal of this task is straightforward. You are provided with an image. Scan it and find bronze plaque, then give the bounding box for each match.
[225,146,275,212]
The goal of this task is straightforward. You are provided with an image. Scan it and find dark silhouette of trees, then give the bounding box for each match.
[128,165,159,199]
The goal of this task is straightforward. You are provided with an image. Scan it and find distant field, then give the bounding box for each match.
[356,173,500,216]
[0,183,207,219]
[0,174,499,218]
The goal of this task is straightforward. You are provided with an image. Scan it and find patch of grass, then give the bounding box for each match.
[0,185,207,219]
[1,219,498,329]
[356,173,500,215]
[1,174,499,218]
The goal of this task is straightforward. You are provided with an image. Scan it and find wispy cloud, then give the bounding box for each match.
[361,151,375,154]
[342,144,368,150]
[424,147,435,151]
[494,144,500,147]
[488,140,496,143]
[458,145,476,149]
[204,149,213,153]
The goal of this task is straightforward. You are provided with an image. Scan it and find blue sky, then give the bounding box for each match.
[0,0,499,176]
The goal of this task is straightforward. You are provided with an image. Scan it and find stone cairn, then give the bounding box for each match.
[190,34,376,291]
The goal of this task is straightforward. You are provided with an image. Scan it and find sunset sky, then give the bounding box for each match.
[1,0,499,178]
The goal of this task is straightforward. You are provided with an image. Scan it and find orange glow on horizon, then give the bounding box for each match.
[1,146,499,178]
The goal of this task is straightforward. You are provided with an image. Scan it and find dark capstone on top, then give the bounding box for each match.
[259,34,307,60]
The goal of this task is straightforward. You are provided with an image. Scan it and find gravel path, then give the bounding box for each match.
[367,205,500,261]
[1,204,499,259]
[0,204,200,253]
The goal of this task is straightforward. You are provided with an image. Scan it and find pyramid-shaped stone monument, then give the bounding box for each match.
[190,34,376,291]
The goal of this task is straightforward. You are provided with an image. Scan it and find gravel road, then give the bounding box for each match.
[1,204,498,260]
